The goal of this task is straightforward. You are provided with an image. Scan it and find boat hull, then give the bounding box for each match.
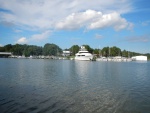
[75,56,93,61]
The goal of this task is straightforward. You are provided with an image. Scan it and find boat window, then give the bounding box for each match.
[79,52,88,53]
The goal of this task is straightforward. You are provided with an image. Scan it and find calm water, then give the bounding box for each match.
[0,59,150,113]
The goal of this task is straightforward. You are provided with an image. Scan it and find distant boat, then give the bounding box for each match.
[96,57,107,61]
[75,46,93,61]
[17,55,26,59]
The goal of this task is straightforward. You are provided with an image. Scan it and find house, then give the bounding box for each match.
[62,50,71,56]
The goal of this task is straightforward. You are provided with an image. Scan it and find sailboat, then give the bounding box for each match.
[126,51,132,61]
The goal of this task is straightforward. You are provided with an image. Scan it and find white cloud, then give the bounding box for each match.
[55,10,101,30]
[16,30,51,44]
[14,29,22,33]
[126,35,150,42]
[56,10,133,31]
[142,20,150,26]
[16,37,28,44]
[30,30,51,41]
[95,34,103,39]
[0,0,133,30]
[0,44,3,47]
[88,12,133,31]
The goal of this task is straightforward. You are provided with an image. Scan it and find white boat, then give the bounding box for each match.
[113,56,122,62]
[96,57,107,61]
[75,46,93,61]
[17,55,26,59]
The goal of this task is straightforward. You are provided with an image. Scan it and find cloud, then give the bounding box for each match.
[0,0,133,30]
[55,10,100,30]
[56,10,133,31]
[16,37,28,44]
[125,35,150,42]
[87,12,133,31]
[141,20,150,26]
[30,30,51,41]
[16,30,51,44]
[0,21,14,27]
[95,34,103,39]
[14,29,22,33]
[0,44,3,47]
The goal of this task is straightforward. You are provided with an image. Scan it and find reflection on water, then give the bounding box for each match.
[0,59,150,113]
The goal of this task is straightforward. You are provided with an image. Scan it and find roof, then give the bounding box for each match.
[0,52,12,55]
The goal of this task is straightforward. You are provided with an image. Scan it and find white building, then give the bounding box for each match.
[62,50,71,56]
[132,55,147,61]
[0,52,12,57]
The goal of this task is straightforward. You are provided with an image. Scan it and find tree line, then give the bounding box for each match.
[0,43,61,57]
[0,43,149,59]
[69,45,150,59]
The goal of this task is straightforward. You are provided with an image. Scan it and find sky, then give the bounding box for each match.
[0,0,150,53]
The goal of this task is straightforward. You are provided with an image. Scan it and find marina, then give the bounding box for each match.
[7,54,148,62]
[0,0,150,113]
[1,46,148,61]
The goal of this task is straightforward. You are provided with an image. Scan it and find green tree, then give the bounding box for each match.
[145,53,150,60]
[19,45,43,57]
[122,50,128,57]
[69,45,79,55]
[83,45,93,53]
[0,46,5,52]
[43,43,62,56]
[110,46,121,56]
[4,44,13,52]
[93,48,100,55]
[101,47,109,57]
[12,44,24,55]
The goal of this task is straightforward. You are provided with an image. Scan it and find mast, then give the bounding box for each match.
[109,47,110,57]
[128,51,130,58]
[99,45,101,57]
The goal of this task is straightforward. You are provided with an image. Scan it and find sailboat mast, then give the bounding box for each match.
[109,47,110,57]
[99,45,101,57]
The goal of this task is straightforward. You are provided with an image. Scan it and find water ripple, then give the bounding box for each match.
[0,59,150,113]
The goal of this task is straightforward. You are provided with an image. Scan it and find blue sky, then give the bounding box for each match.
[0,0,150,53]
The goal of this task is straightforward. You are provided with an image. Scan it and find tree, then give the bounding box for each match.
[0,47,5,52]
[110,46,121,56]
[101,47,109,57]
[4,44,12,52]
[43,43,62,56]
[69,45,79,56]
[83,45,93,53]
[12,44,24,55]
[93,48,100,55]
[122,50,128,57]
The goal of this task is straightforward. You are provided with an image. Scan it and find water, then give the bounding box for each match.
[0,59,150,113]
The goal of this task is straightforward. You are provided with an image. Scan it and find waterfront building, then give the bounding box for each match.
[132,55,147,61]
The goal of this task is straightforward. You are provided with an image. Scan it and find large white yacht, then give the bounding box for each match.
[75,46,93,61]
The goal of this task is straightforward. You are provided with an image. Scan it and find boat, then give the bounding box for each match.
[75,46,93,61]
[96,57,107,61]
[17,55,26,59]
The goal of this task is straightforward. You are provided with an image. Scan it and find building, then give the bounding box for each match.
[0,52,12,58]
[132,55,147,61]
[62,50,71,56]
